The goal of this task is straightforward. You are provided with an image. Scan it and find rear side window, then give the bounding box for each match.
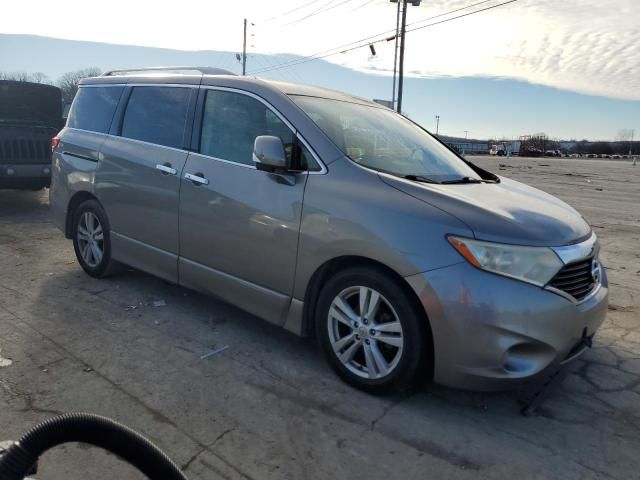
[67,86,123,133]
[121,86,191,149]
[200,90,320,170]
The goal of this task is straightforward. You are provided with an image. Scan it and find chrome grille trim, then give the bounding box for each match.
[546,233,602,304]
[552,232,598,264]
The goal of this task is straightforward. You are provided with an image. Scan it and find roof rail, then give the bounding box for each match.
[102,66,236,77]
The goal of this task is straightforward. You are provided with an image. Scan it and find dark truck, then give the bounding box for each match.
[0,80,63,190]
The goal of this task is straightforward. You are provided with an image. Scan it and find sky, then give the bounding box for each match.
[1,0,638,140]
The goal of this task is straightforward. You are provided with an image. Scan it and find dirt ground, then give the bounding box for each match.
[1,156,639,480]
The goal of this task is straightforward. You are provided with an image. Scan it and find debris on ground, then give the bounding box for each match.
[200,345,229,360]
[0,350,12,368]
[125,305,138,311]
[152,300,167,307]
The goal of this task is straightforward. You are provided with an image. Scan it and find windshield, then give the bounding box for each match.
[291,95,480,182]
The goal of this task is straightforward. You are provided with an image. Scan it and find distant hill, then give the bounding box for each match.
[1,33,636,140]
[0,33,389,99]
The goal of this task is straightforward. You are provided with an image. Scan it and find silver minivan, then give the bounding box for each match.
[50,67,608,393]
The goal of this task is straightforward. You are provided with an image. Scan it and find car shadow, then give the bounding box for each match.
[0,189,50,224]
[17,239,640,477]
[29,263,637,412]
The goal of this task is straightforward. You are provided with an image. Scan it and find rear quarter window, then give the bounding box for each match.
[121,86,191,149]
[67,86,123,133]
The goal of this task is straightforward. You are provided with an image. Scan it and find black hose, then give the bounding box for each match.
[0,413,188,480]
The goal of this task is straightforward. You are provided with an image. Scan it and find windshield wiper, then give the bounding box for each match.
[440,176,487,185]
[402,174,439,184]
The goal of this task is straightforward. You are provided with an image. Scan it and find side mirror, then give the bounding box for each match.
[253,136,287,172]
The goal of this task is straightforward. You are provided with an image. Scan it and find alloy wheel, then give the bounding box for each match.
[76,211,104,268]
[327,286,404,379]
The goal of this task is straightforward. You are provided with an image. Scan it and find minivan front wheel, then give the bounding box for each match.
[316,267,429,394]
[72,199,119,278]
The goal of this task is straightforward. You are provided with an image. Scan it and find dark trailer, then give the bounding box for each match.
[0,80,62,190]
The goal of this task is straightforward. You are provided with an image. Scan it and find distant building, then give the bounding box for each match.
[440,135,489,155]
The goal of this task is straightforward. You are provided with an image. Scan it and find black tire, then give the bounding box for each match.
[71,199,120,278]
[315,266,431,394]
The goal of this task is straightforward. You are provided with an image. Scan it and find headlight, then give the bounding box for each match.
[448,236,563,286]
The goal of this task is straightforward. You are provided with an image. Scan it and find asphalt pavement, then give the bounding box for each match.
[1,156,639,479]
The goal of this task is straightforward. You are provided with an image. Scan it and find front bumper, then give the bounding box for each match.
[406,261,608,391]
[0,163,51,189]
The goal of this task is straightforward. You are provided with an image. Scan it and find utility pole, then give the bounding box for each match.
[397,2,407,113]
[242,18,247,76]
[392,1,421,114]
[391,0,401,111]
[463,130,469,157]
[435,115,440,136]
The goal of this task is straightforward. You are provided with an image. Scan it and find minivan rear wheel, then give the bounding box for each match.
[72,199,120,278]
[316,267,429,394]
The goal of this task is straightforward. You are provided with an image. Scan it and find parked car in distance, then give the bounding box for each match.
[0,80,62,190]
[489,144,507,156]
[50,67,608,393]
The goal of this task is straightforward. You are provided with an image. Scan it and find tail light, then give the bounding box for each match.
[51,135,60,154]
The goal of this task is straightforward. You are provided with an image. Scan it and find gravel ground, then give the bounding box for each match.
[0,156,639,480]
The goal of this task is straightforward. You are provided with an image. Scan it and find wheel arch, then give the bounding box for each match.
[303,255,435,381]
[303,256,432,334]
[65,191,100,238]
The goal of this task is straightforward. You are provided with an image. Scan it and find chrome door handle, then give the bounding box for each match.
[185,172,209,186]
[156,163,177,175]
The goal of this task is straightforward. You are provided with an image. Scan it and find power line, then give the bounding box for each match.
[252,0,496,73]
[349,0,377,13]
[249,0,360,63]
[406,0,496,29]
[407,0,518,34]
[263,54,307,83]
[250,55,281,78]
[249,22,307,83]
[284,0,357,26]
[252,0,384,57]
[248,0,504,75]
[283,0,340,25]
[249,0,519,75]
[261,0,326,23]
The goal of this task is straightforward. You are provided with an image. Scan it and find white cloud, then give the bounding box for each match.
[1,0,638,100]
[329,0,640,100]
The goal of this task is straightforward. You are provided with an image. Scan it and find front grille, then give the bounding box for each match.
[549,258,596,301]
[0,125,56,165]
[0,138,49,163]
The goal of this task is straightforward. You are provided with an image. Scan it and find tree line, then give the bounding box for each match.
[570,139,638,156]
[488,131,637,155]
[0,68,101,104]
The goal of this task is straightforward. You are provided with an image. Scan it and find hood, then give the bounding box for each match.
[379,173,591,247]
